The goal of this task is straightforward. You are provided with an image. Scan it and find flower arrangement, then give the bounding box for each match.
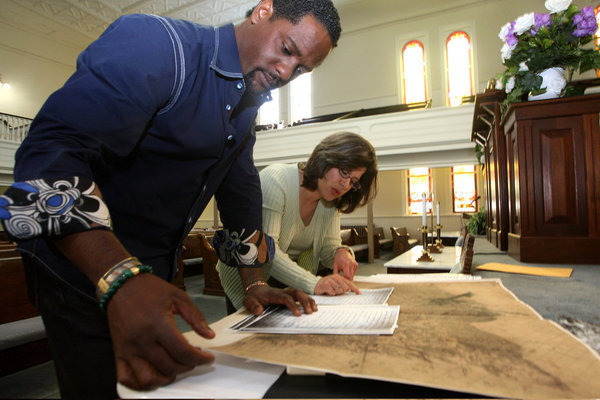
[496,0,600,110]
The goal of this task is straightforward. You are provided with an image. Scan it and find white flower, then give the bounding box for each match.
[501,42,515,62]
[498,22,512,42]
[495,79,504,90]
[505,76,515,93]
[544,0,571,13]
[514,12,535,35]
[519,62,529,71]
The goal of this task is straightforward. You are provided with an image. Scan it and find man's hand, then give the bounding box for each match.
[243,285,317,316]
[107,273,216,391]
[314,274,361,296]
[332,247,359,280]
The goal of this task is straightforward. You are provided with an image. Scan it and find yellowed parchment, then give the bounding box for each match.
[209,280,600,399]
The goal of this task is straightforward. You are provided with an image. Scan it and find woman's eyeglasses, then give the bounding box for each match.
[339,168,361,191]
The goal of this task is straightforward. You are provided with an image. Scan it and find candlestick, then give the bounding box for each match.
[421,192,427,226]
[416,225,434,262]
[430,202,434,246]
[430,193,434,232]
[437,201,440,224]
[435,224,444,249]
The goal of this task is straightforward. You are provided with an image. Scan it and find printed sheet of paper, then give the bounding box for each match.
[229,305,399,335]
[117,352,284,399]
[310,287,393,305]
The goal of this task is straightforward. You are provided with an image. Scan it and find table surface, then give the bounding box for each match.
[427,230,461,237]
[384,245,461,271]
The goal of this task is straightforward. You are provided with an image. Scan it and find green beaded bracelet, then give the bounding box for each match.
[98,264,153,312]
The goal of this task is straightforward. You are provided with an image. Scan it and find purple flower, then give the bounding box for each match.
[573,7,598,37]
[531,12,551,34]
[503,21,518,46]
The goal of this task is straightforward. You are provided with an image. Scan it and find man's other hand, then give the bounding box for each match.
[243,285,317,316]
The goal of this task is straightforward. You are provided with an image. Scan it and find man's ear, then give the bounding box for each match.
[250,0,274,24]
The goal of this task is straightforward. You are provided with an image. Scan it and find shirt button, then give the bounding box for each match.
[227,135,234,141]
[225,104,232,111]
[236,82,243,90]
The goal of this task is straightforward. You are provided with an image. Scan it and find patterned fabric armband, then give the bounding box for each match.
[212,229,275,268]
[0,177,112,241]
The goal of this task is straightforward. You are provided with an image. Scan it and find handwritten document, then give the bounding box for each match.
[229,288,399,335]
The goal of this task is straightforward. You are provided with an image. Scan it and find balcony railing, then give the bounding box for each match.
[0,112,31,143]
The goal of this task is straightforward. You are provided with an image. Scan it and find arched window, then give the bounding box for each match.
[290,72,312,124]
[446,31,473,106]
[401,40,427,103]
[452,165,477,212]
[407,168,432,215]
[258,89,280,126]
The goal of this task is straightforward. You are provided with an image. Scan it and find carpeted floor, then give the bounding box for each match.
[557,316,600,355]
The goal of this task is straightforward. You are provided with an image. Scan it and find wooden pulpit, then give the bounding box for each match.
[502,93,600,263]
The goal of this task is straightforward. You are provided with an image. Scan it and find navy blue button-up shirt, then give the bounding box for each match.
[12,14,268,293]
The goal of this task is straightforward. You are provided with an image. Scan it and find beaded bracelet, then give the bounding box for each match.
[244,280,268,293]
[98,265,153,312]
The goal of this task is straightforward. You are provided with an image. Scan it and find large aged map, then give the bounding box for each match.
[210,280,600,398]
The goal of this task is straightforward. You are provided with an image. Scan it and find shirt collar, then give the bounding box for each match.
[210,24,243,79]
[211,24,272,105]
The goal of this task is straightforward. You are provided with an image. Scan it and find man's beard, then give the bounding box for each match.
[243,69,283,100]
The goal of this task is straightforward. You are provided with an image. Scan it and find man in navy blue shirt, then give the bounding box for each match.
[0,0,341,397]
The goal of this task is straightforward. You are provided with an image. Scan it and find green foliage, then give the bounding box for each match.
[466,209,487,235]
[496,3,600,114]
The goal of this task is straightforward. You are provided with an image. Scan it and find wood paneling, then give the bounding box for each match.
[503,94,600,263]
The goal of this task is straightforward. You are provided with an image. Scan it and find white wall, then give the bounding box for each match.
[0,0,88,117]
[2,0,598,118]
[311,0,598,116]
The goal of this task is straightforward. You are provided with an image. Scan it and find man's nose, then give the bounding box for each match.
[276,60,296,82]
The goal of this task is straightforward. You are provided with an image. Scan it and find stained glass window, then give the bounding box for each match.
[258,88,280,125]
[446,31,473,106]
[401,40,427,103]
[408,168,432,215]
[290,72,312,123]
[452,165,477,212]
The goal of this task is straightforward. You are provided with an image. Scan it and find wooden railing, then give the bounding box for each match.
[0,112,31,143]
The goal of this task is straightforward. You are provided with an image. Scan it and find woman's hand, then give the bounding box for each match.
[332,248,359,280]
[314,274,361,296]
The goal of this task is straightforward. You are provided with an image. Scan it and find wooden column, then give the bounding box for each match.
[471,89,509,250]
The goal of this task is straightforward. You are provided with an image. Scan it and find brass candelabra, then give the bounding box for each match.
[416,225,434,262]
[435,224,444,249]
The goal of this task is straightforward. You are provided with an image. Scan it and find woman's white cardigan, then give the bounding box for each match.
[216,163,345,309]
